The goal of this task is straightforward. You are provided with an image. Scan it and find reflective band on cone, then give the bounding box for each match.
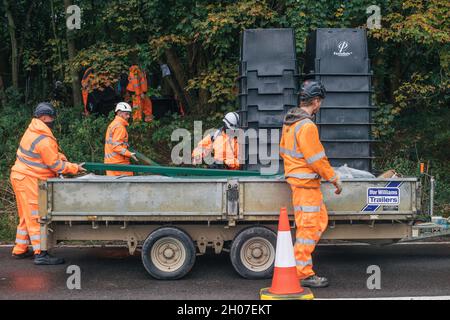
[260,207,314,300]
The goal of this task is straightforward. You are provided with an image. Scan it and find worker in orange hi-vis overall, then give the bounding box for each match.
[126,65,153,122]
[81,66,94,115]
[192,112,241,170]
[11,102,85,265]
[280,80,343,288]
[104,102,138,176]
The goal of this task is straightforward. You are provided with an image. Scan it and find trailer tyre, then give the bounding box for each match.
[230,226,276,279]
[141,227,196,280]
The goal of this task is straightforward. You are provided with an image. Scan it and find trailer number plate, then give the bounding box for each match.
[367,188,400,205]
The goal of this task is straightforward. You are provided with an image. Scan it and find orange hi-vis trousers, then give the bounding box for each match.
[291,186,328,279]
[10,172,42,255]
[132,95,153,122]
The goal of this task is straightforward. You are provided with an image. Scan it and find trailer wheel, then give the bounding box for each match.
[230,226,276,279]
[141,227,196,280]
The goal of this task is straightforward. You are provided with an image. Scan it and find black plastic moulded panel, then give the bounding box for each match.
[316,74,371,92]
[240,28,298,76]
[304,28,369,74]
[321,92,371,107]
[246,130,282,143]
[317,107,373,124]
[239,89,298,111]
[240,60,299,77]
[318,125,371,140]
[239,70,299,94]
[242,106,293,128]
[322,141,372,158]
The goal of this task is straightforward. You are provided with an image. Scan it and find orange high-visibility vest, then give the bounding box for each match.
[192,130,240,170]
[11,119,79,179]
[127,65,148,95]
[127,65,152,120]
[280,118,337,188]
[104,116,132,165]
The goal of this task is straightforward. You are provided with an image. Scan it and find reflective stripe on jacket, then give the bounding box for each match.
[104,116,132,164]
[127,65,148,96]
[11,119,79,179]
[280,117,337,188]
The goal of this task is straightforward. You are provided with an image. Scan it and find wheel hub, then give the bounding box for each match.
[163,247,175,259]
[241,237,275,272]
[251,247,263,259]
[151,237,186,272]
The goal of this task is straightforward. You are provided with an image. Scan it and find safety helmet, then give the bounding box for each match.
[300,80,326,101]
[223,112,240,130]
[115,102,132,113]
[34,102,57,118]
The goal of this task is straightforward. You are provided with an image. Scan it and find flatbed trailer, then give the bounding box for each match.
[38,176,421,279]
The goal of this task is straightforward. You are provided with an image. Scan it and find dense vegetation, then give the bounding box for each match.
[0,0,448,240]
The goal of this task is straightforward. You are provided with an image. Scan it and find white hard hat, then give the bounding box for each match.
[223,112,239,130]
[115,102,132,113]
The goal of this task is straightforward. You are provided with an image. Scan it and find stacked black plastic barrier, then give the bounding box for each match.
[303,28,376,172]
[239,29,299,172]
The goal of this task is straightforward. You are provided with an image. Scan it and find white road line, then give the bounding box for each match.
[316,296,450,300]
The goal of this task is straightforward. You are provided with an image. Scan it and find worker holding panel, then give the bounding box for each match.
[104,102,138,176]
[11,102,84,265]
[280,81,343,288]
[192,112,240,170]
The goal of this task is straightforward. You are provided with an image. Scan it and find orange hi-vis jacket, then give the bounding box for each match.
[280,118,337,188]
[81,67,94,113]
[192,130,240,170]
[11,119,79,179]
[104,116,133,165]
[127,65,148,95]
[126,65,152,121]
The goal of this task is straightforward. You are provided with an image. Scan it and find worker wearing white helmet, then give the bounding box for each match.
[104,102,138,176]
[192,112,241,170]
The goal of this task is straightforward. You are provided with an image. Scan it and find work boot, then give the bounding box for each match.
[301,275,329,288]
[34,251,65,265]
[12,250,34,259]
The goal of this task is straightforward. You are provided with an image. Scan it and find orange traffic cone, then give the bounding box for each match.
[260,207,314,300]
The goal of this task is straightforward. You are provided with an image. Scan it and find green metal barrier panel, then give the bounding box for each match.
[83,162,277,177]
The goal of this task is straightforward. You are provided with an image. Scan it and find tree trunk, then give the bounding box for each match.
[3,0,19,89]
[0,75,7,107]
[158,59,190,113]
[64,0,82,107]
[196,47,210,113]
[50,0,64,79]
[391,44,402,98]
[164,47,197,110]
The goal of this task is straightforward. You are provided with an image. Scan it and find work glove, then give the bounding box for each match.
[77,162,87,173]
[332,177,343,195]
[130,153,138,162]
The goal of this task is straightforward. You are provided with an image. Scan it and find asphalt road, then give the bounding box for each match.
[1,243,449,300]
